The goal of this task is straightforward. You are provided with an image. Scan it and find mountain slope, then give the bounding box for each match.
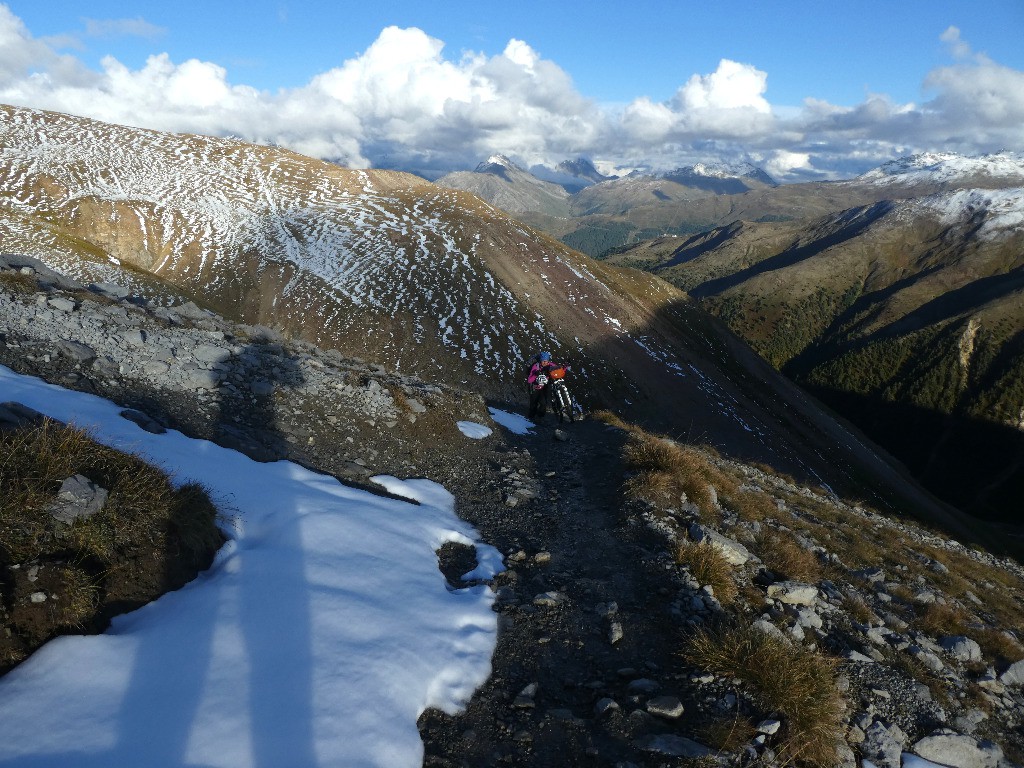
[434,155,572,216]
[0,102,989,537]
[606,187,1024,522]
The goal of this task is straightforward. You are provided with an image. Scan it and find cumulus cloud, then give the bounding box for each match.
[0,5,1022,183]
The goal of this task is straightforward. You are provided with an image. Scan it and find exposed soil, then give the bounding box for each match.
[417,412,717,767]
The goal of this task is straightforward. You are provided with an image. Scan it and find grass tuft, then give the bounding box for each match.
[756,529,822,583]
[676,540,738,605]
[683,621,845,767]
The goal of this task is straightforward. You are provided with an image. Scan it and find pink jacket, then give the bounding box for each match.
[527,361,556,389]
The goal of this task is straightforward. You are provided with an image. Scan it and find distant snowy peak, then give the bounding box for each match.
[906,187,1024,240]
[661,162,777,188]
[476,155,521,174]
[859,151,1024,187]
[555,158,616,184]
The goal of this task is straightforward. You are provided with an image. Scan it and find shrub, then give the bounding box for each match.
[683,621,845,767]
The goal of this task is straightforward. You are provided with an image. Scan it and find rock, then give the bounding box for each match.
[182,366,223,390]
[626,678,660,694]
[46,297,76,312]
[193,343,231,364]
[55,339,96,363]
[513,682,538,709]
[757,719,781,735]
[608,622,624,645]
[90,281,131,300]
[532,591,566,607]
[48,474,109,523]
[594,697,619,716]
[766,581,818,606]
[752,619,790,643]
[941,635,983,663]
[0,401,45,430]
[119,329,147,346]
[912,729,1005,768]
[120,408,167,434]
[646,696,684,719]
[998,659,1024,687]
[688,523,753,565]
[861,721,907,768]
[553,428,569,442]
[635,734,712,758]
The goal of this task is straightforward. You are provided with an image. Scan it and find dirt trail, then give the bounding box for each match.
[420,414,706,767]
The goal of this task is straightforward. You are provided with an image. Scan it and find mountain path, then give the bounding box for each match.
[420,414,709,767]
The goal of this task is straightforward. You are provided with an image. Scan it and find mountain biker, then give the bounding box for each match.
[526,351,562,419]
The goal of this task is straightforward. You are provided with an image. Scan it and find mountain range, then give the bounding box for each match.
[603,153,1024,523]
[435,155,779,255]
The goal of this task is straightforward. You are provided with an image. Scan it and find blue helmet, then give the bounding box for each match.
[539,351,551,362]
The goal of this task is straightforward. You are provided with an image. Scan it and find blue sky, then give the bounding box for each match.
[2,1,1023,180]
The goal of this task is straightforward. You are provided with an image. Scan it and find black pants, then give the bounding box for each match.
[528,386,550,418]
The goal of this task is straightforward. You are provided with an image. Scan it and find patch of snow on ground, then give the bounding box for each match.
[457,420,493,439]
[488,407,535,435]
[0,365,502,768]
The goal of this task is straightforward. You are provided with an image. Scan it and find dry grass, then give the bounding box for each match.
[622,431,735,521]
[843,594,880,626]
[914,602,973,638]
[0,419,221,567]
[756,529,823,583]
[0,270,38,294]
[697,714,759,753]
[683,621,845,767]
[676,540,738,605]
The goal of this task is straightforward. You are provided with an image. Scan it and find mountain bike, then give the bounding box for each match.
[548,365,581,423]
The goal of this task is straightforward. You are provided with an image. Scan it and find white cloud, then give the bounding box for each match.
[0,6,1021,183]
[83,17,165,40]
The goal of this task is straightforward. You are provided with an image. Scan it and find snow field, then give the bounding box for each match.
[0,365,503,768]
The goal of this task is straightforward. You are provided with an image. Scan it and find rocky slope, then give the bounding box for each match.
[603,184,1024,524]
[2,255,1023,768]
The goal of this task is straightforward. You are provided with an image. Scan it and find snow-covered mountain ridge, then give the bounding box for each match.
[857,151,1024,187]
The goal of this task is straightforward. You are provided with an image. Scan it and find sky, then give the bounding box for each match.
[0,1,1023,181]
[0,364,510,768]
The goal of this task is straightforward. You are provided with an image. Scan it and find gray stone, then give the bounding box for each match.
[532,591,566,607]
[766,580,818,606]
[120,409,167,435]
[753,618,789,643]
[48,474,108,523]
[90,282,131,300]
[182,367,223,390]
[626,678,660,694]
[861,721,907,768]
[635,734,711,758]
[941,635,983,663]
[55,339,96,363]
[0,401,45,429]
[609,621,624,645]
[757,719,782,735]
[405,398,428,414]
[999,659,1024,687]
[119,329,147,346]
[194,343,231,363]
[646,696,684,719]
[912,729,1004,768]
[250,379,275,396]
[594,697,619,716]
[46,297,76,312]
[688,523,753,565]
